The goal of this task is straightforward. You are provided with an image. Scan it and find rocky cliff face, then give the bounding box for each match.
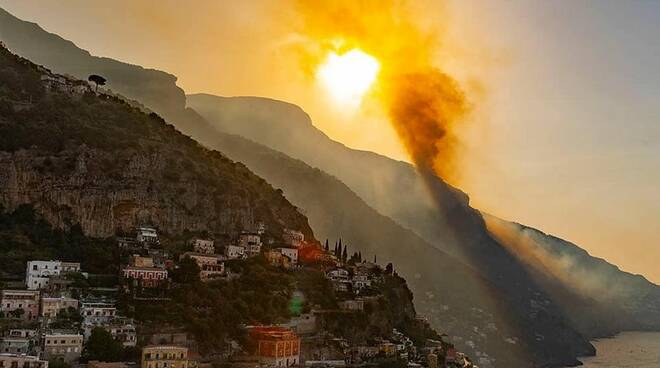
[0,147,309,239]
[0,46,313,242]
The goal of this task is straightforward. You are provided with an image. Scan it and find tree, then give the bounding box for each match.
[48,358,71,368]
[88,74,106,92]
[324,239,329,252]
[385,262,394,275]
[83,327,123,362]
[172,256,201,284]
[342,245,348,263]
[9,308,24,319]
[50,307,82,329]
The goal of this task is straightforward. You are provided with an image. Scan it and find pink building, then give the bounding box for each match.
[122,266,168,288]
[1,290,40,321]
[179,253,225,281]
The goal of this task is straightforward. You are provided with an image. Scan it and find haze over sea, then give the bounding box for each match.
[570,332,660,367]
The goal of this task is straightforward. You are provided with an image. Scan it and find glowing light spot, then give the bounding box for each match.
[317,49,380,107]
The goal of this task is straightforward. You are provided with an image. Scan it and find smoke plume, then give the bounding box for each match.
[295,0,469,182]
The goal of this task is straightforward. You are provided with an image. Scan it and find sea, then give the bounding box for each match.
[571,332,660,367]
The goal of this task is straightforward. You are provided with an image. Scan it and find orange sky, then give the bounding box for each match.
[2,0,658,283]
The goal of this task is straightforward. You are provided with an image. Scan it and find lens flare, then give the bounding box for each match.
[317,49,380,107]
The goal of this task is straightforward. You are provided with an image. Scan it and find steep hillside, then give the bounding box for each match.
[485,215,660,336]
[0,39,593,366]
[186,95,660,335]
[187,94,464,253]
[180,132,597,367]
[0,45,313,242]
[0,9,632,366]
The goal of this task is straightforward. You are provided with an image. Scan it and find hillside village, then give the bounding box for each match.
[1,222,478,368]
[0,43,481,368]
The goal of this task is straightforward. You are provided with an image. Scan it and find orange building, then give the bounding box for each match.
[249,326,300,367]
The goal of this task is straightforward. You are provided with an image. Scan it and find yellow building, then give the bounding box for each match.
[141,346,188,368]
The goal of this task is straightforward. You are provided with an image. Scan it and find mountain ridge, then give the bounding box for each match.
[5,6,659,367]
[0,38,553,367]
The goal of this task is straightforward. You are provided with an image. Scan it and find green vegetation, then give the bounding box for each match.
[123,257,298,353]
[0,44,313,241]
[293,269,337,311]
[47,359,71,368]
[83,327,124,362]
[49,307,82,329]
[0,205,118,277]
[0,46,44,102]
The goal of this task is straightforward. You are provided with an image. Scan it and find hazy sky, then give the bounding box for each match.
[2,0,658,283]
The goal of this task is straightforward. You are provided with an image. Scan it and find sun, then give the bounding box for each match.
[317,49,380,107]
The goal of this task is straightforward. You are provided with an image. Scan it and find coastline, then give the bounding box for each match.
[567,331,660,368]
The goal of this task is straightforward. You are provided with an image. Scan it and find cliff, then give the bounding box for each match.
[0,45,313,242]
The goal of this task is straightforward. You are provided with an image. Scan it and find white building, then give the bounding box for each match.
[25,260,80,290]
[41,296,79,319]
[339,299,364,311]
[282,313,318,335]
[352,275,372,290]
[42,333,83,363]
[1,329,38,355]
[277,248,299,265]
[0,353,48,368]
[136,227,159,245]
[190,238,215,254]
[326,268,349,281]
[60,262,81,273]
[80,302,117,325]
[179,253,225,281]
[326,268,351,293]
[238,233,262,257]
[1,290,40,321]
[82,319,136,347]
[224,245,246,259]
[283,229,304,248]
[104,321,137,347]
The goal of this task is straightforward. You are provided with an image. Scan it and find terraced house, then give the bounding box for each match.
[42,332,83,363]
[1,290,40,321]
[141,346,188,368]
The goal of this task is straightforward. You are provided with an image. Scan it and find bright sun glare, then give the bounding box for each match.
[317,49,380,107]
